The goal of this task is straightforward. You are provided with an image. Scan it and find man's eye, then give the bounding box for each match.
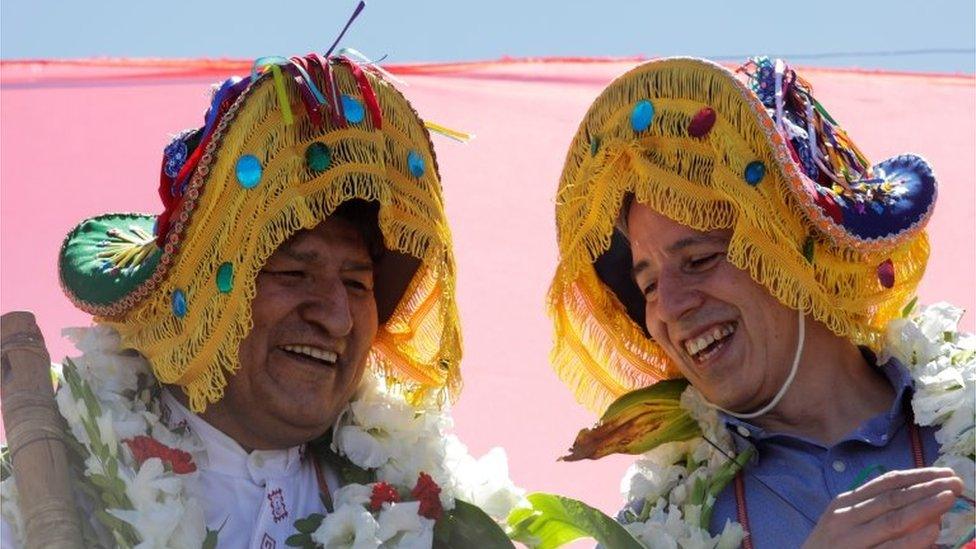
[642,281,657,297]
[344,279,372,292]
[687,253,723,270]
[264,270,304,278]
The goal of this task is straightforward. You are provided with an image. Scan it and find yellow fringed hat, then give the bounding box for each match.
[58,53,461,412]
[550,56,937,414]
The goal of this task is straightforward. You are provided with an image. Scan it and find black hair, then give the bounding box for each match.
[331,200,385,263]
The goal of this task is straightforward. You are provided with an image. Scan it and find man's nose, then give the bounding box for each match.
[654,270,702,323]
[300,277,354,338]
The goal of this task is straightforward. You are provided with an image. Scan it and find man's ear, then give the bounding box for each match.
[373,250,421,325]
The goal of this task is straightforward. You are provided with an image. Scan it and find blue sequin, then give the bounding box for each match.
[744,161,766,185]
[407,151,425,178]
[171,289,187,318]
[870,202,885,214]
[236,155,262,188]
[342,95,365,124]
[630,100,655,132]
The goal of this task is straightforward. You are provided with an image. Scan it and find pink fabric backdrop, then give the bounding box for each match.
[2,58,974,516]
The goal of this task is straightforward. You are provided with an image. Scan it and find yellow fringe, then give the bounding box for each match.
[103,63,461,412]
[551,58,929,413]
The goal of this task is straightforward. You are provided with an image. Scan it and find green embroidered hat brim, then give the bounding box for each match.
[59,213,162,315]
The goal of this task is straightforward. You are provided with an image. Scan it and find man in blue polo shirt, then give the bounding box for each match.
[546,56,972,548]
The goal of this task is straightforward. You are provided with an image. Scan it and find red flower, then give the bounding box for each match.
[125,436,196,474]
[369,482,401,511]
[411,472,443,521]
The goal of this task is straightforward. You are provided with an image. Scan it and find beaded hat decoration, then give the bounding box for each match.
[550,57,937,413]
[59,50,462,413]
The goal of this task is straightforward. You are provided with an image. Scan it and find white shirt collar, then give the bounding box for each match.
[160,389,306,486]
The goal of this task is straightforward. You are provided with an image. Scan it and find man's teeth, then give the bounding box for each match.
[683,323,736,358]
[280,345,337,364]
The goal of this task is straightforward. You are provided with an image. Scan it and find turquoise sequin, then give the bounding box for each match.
[407,151,425,178]
[216,262,234,293]
[630,100,655,132]
[342,95,365,124]
[236,155,262,188]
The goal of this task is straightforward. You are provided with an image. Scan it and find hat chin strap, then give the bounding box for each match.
[709,309,806,420]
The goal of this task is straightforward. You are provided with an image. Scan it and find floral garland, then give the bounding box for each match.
[616,302,975,549]
[292,369,525,548]
[0,325,524,548]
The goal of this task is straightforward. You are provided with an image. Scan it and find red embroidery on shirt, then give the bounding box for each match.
[267,488,289,523]
[260,533,276,549]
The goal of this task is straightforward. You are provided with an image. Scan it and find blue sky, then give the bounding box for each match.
[2,0,974,73]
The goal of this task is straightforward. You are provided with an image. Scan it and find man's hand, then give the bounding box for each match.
[803,467,964,549]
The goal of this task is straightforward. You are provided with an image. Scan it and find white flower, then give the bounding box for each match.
[63,325,143,395]
[376,501,434,548]
[450,446,525,521]
[681,388,731,451]
[0,477,24,545]
[168,497,207,548]
[311,504,381,549]
[56,390,91,444]
[109,502,182,549]
[96,410,120,457]
[623,460,687,505]
[883,317,940,366]
[334,483,374,509]
[123,458,183,510]
[337,425,394,469]
[713,520,745,549]
[915,302,964,342]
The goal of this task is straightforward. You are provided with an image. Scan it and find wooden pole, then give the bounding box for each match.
[1,311,83,549]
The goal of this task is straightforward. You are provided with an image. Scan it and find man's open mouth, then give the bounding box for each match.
[682,322,737,364]
[278,344,338,367]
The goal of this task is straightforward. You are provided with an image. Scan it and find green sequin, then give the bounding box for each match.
[216,262,234,293]
[305,142,331,173]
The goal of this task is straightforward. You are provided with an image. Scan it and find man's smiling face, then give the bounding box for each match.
[221,208,379,449]
[626,202,799,412]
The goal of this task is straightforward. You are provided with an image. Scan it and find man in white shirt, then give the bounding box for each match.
[1,47,501,548]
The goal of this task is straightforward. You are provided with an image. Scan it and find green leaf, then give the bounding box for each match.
[506,493,642,549]
[701,446,755,528]
[562,379,699,461]
[293,513,325,534]
[902,296,919,317]
[600,379,688,420]
[202,528,220,549]
[89,473,115,491]
[433,499,513,548]
[689,475,706,507]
